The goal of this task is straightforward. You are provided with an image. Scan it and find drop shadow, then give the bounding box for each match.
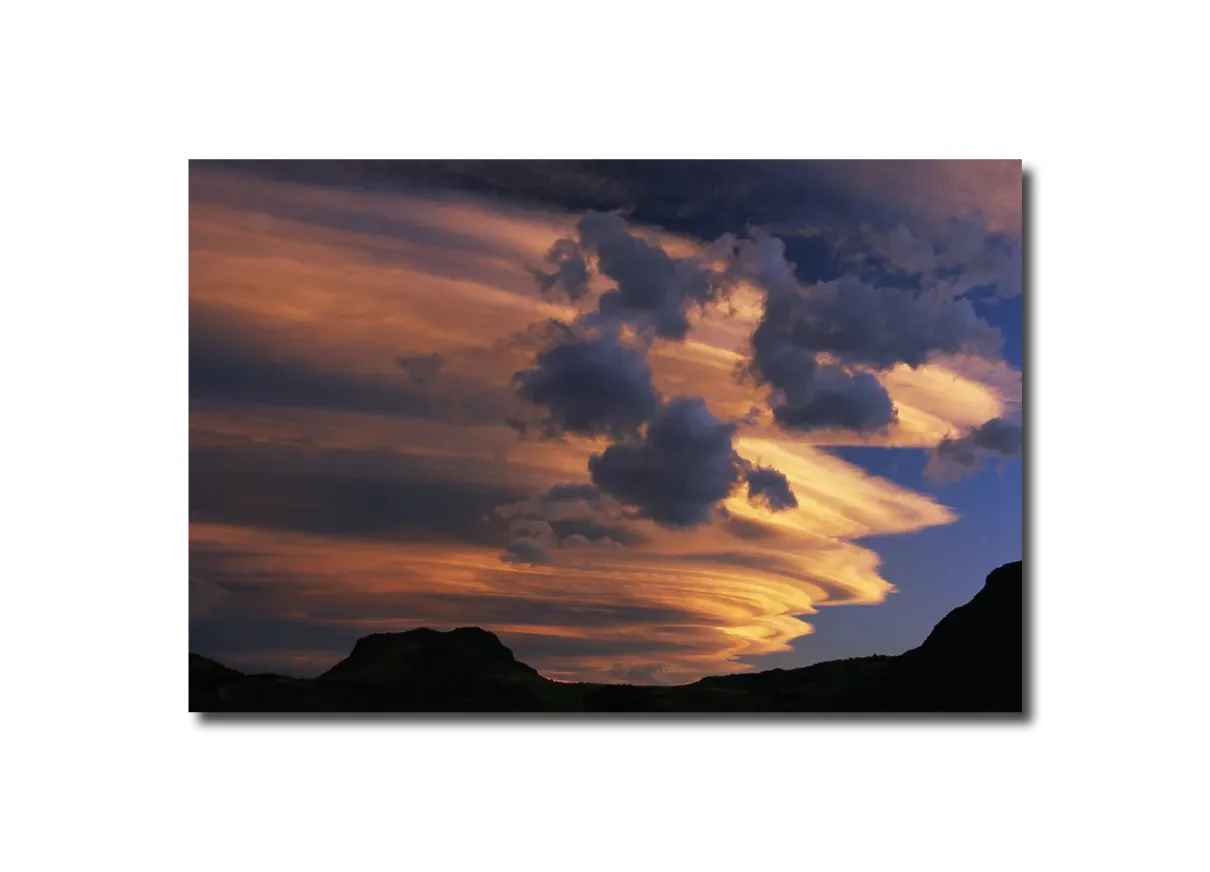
[198,710,1027,726]
[1018,164,1034,721]
[193,164,1034,727]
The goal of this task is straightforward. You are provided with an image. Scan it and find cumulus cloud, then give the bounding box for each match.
[925,416,1023,482]
[510,209,1009,537]
[531,237,590,301]
[494,483,605,521]
[588,397,747,528]
[561,533,622,550]
[509,519,555,541]
[576,211,729,339]
[512,329,660,438]
[771,366,898,433]
[869,216,1023,299]
[744,465,798,511]
[501,538,551,565]
[723,228,800,302]
[729,232,1003,433]
[880,223,938,273]
[741,285,897,433]
[783,277,1002,370]
[493,483,634,557]
[545,483,604,505]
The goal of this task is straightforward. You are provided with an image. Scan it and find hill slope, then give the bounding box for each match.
[191,560,1024,713]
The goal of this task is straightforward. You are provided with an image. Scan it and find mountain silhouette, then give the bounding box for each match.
[191,560,1024,713]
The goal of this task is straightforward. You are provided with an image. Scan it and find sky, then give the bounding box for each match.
[189,160,1023,684]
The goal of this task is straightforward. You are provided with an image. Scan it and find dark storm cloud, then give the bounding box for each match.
[745,299,821,407]
[786,277,1003,370]
[868,217,1023,300]
[937,416,1023,462]
[969,417,1023,455]
[512,329,660,439]
[878,223,939,274]
[198,160,642,214]
[490,483,645,560]
[739,278,898,433]
[501,539,551,565]
[730,233,1002,433]
[723,229,801,301]
[770,367,898,433]
[926,416,1023,482]
[492,482,605,520]
[744,465,798,511]
[588,397,747,528]
[575,210,728,340]
[206,161,979,246]
[205,161,1020,288]
[531,237,591,302]
[511,238,802,525]
[190,442,528,545]
[548,518,646,548]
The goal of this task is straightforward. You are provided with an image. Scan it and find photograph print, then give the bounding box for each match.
[189,159,1025,714]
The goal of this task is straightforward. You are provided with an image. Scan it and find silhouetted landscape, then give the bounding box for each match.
[192,560,1023,713]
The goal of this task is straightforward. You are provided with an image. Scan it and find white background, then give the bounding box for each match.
[2,2,1208,870]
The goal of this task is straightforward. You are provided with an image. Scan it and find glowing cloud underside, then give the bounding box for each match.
[189,169,1015,684]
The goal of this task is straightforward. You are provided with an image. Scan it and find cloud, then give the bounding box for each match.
[770,366,898,433]
[189,442,528,545]
[191,309,518,426]
[395,352,444,385]
[588,397,747,528]
[549,518,644,547]
[491,484,639,553]
[191,318,439,420]
[879,223,938,273]
[926,416,1023,482]
[512,328,660,439]
[561,533,622,549]
[576,210,728,339]
[728,232,1003,433]
[721,516,780,540]
[723,228,800,301]
[864,216,1022,300]
[509,519,554,541]
[744,465,798,511]
[531,237,590,302]
[493,482,604,521]
[739,289,898,433]
[783,277,1002,370]
[501,538,550,565]
[545,483,603,505]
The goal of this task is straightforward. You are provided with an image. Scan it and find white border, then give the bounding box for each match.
[4,2,1207,870]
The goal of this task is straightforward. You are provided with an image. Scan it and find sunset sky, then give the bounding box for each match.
[189,160,1023,684]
